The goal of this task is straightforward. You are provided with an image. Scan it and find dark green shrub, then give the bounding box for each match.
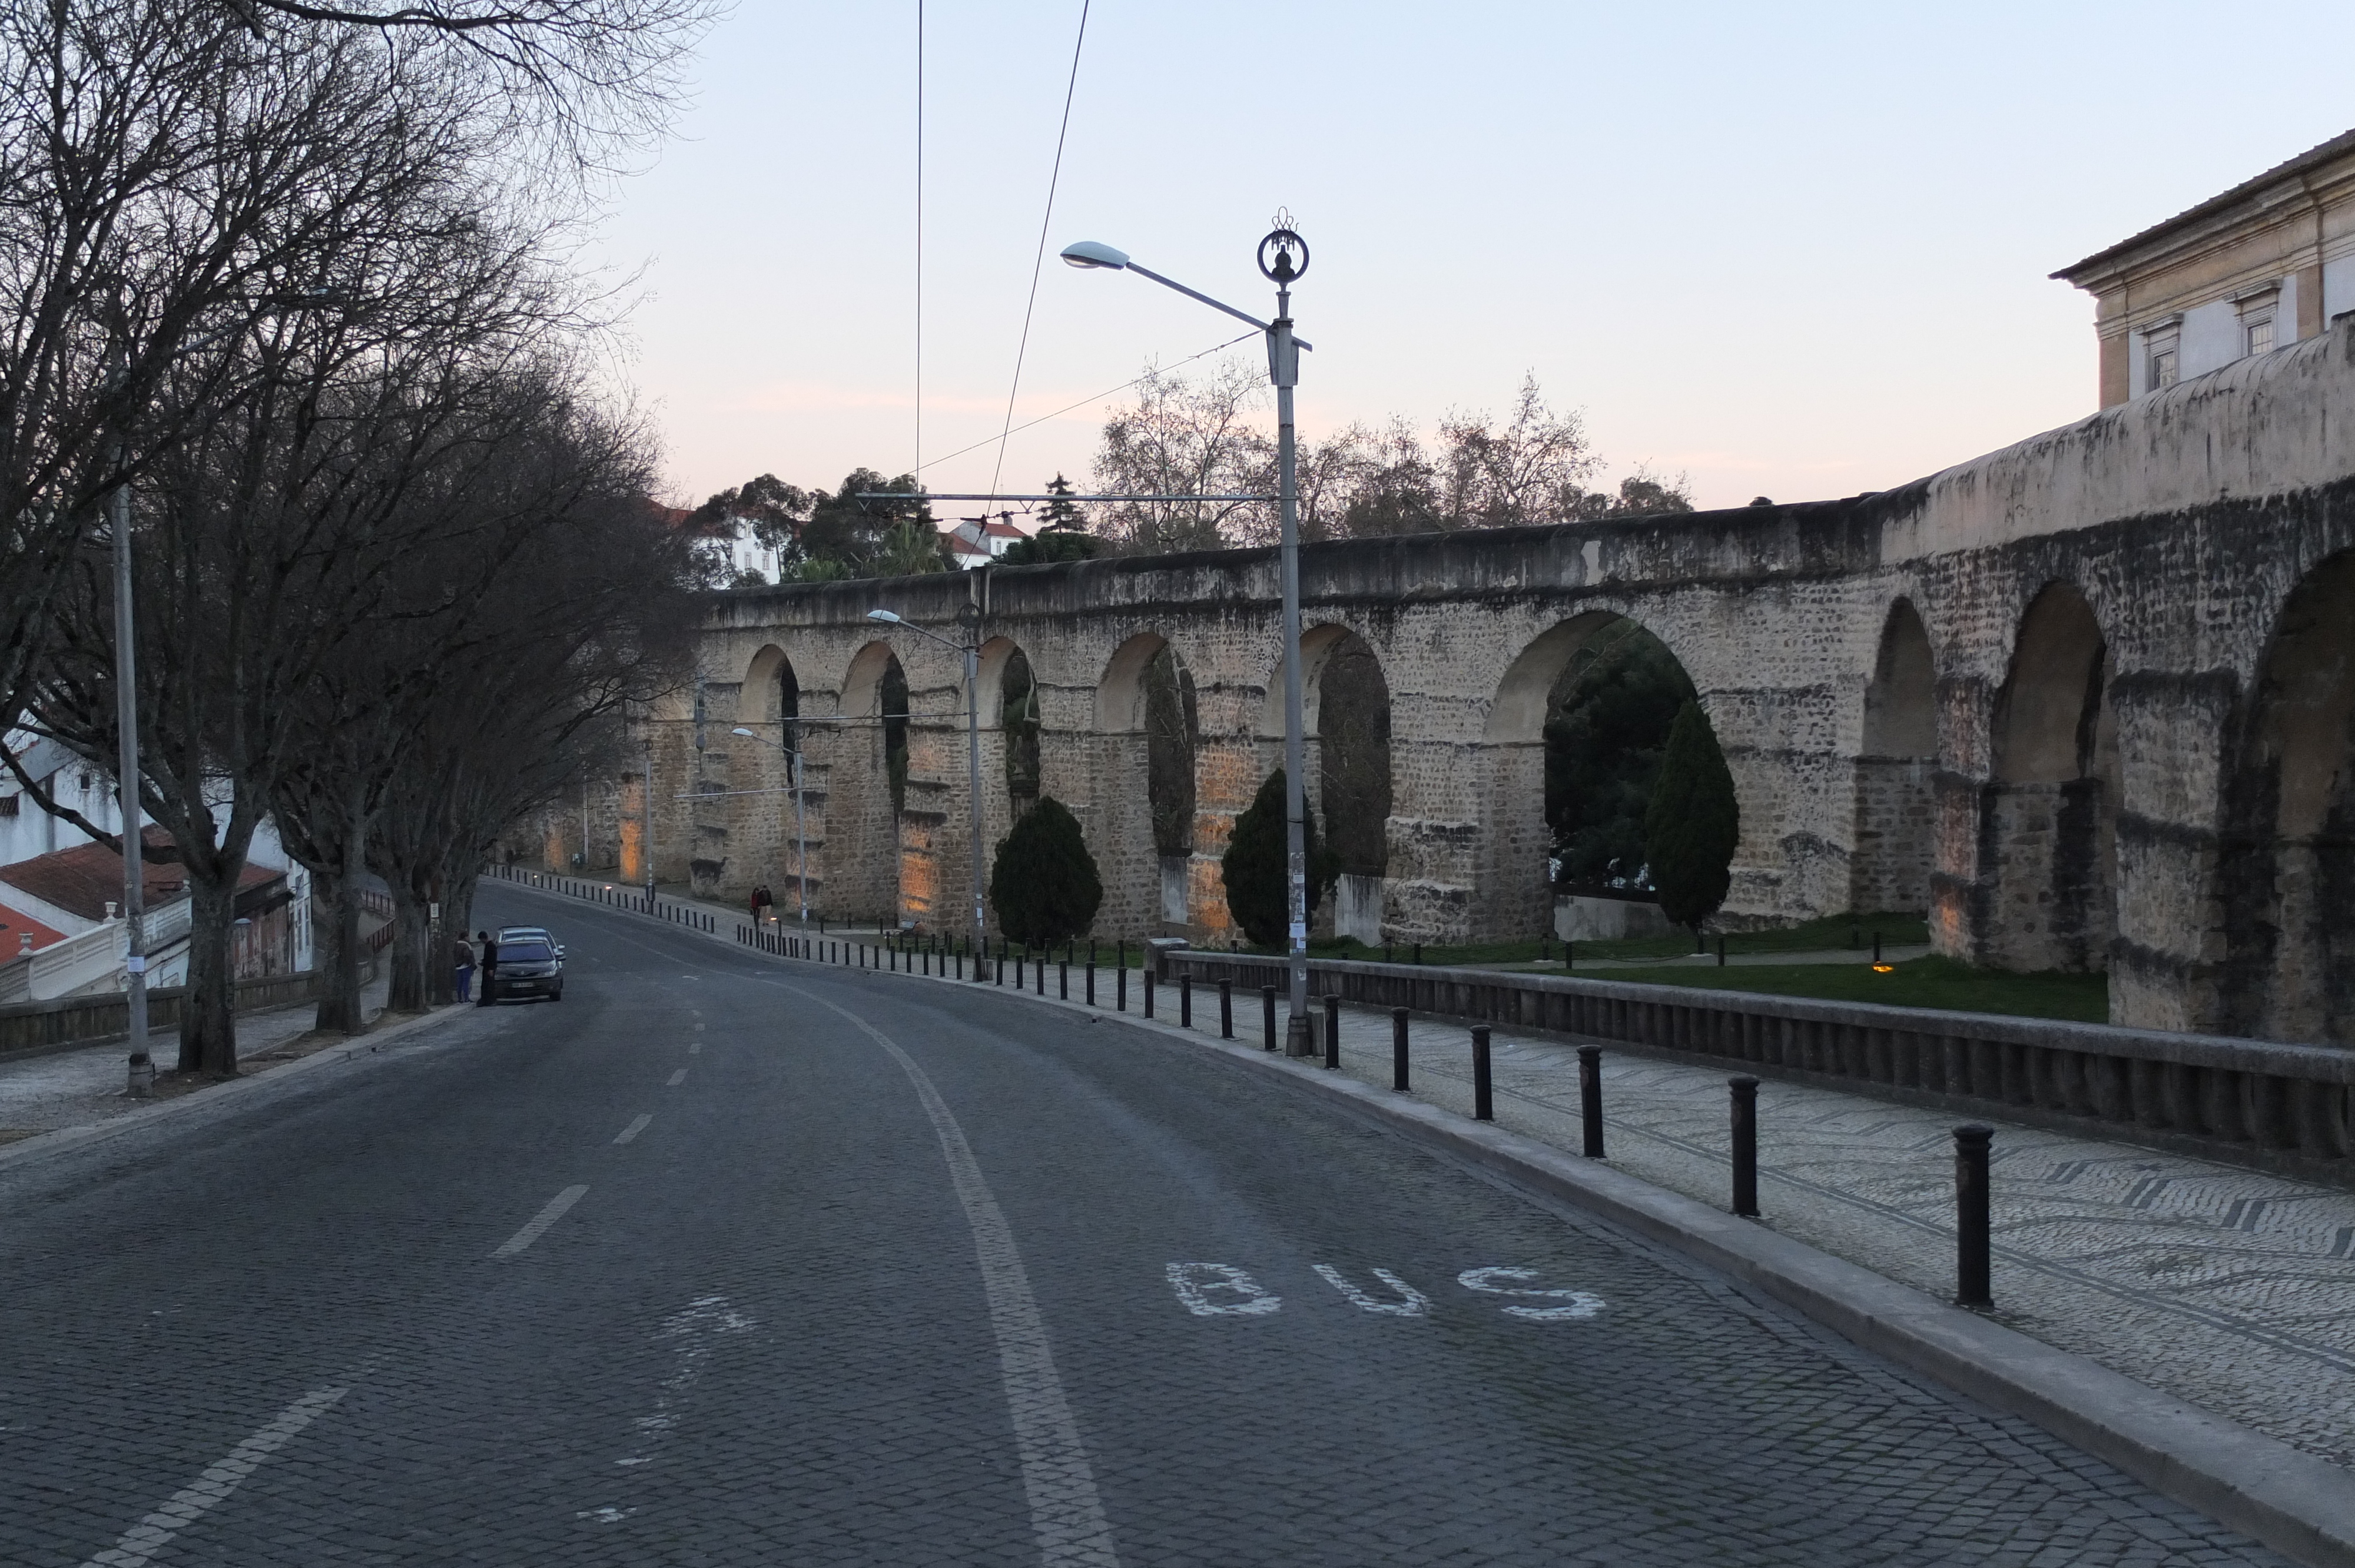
[1220,768,1339,948]
[989,796,1102,944]
[1644,700,1739,932]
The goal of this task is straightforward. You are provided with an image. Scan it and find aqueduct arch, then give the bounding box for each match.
[2217,549,2355,1042]
[589,315,2355,1039]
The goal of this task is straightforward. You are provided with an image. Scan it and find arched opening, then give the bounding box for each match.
[2217,551,2355,1043]
[1096,632,1197,933]
[1978,583,2117,972]
[1312,629,1392,944]
[835,641,909,923]
[1851,600,1937,915]
[1000,646,1041,813]
[739,645,810,911]
[1481,612,1697,942]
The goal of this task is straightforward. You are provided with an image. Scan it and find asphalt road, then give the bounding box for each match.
[0,887,2292,1567]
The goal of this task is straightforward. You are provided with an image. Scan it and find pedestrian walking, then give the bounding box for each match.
[476,931,499,1006]
[452,933,476,1004]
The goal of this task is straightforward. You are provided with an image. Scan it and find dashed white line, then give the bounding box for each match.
[492,1185,589,1259]
[666,1069,687,1087]
[688,1041,702,1055]
[614,1115,652,1145]
[82,1386,347,1567]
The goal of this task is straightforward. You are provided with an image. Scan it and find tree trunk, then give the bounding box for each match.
[387,880,429,1012]
[332,780,367,1032]
[310,865,356,1034]
[178,872,240,1077]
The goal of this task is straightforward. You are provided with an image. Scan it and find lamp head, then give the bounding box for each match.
[1059,240,1130,271]
[731,726,755,738]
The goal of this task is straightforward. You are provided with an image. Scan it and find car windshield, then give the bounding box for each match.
[502,941,553,963]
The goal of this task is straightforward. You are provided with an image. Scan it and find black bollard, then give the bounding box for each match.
[1384,942,1394,965]
[1472,1025,1494,1120]
[1730,1076,1759,1217]
[1717,934,1727,968]
[1034,954,1044,995]
[1016,948,1025,991]
[1060,960,1069,1000]
[1578,1045,1605,1158]
[1180,975,1192,1028]
[1143,968,1155,1017]
[1324,994,1340,1069]
[1087,956,1096,1005]
[1565,938,1574,970]
[1414,941,1423,965]
[1117,964,1127,1012]
[1392,1007,1410,1091]
[1873,930,1882,965]
[1955,1125,1994,1308]
[1219,979,1233,1038]
[1262,985,1277,1051]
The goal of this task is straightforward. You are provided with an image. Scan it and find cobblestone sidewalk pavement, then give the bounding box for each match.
[1299,999,2355,1471]
[0,971,390,1142]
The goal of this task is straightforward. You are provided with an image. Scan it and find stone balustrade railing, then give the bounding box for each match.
[1157,949,2355,1178]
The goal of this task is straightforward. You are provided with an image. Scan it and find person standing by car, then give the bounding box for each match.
[453,932,476,1004]
[476,930,499,1006]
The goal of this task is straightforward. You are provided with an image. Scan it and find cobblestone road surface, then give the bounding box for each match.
[0,891,2294,1565]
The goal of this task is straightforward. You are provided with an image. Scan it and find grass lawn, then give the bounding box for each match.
[1581,954,2109,1024]
[1296,910,1933,969]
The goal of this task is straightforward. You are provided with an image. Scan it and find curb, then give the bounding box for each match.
[581,895,2355,1568]
[0,1003,477,1177]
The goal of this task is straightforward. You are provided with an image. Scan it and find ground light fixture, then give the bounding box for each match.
[1060,217,1319,1054]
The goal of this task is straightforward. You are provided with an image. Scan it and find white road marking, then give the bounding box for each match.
[692,1022,705,1031]
[1166,1263,1282,1317]
[492,1185,589,1259]
[797,987,1122,1567]
[666,1069,687,1087]
[576,1506,635,1523]
[612,1295,755,1469]
[688,1041,702,1054]
[1458,1267,1605,1320]
[1313,1264,1429,1316]
[614,1115,652,1145]
[82,1386,347,1567]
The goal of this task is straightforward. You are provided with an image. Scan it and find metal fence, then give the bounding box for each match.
[1159,949,2355,1178]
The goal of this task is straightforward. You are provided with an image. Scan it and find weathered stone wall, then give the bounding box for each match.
[528,320,2355,1041]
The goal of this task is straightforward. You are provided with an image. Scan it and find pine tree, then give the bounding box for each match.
[989,795,1103,944]
[1644,700,1739,933]
[1006,476,1100,564]
[1220,769,1339,949]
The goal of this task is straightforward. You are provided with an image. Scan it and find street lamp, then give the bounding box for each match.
[865,606,986,959]
[729,726,810,930]
[1062,219,1318,1054]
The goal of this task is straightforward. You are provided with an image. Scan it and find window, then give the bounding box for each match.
[2247,317,2275,357]
[2142,317,2181,394]
[2151,349,2178,388]
[2237,287,2280,361]
[0,794,18,818]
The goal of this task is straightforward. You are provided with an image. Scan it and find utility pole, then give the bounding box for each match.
[110,447,151,1097]
[643,734,656,905]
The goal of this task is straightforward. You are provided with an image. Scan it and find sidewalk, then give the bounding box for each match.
[523,876,2355,1474]
[0,969,392,1144]
[1314,1002,2355,1472]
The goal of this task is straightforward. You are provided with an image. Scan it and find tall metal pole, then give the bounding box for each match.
[110,464,152,1096]
[643,735,656,905]
[792,741,808,928]
[1271,276,1310,1055]
[966,639,986,955]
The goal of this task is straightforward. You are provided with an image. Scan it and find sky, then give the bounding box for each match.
[585,1,2355,518]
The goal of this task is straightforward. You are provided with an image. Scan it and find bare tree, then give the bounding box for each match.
[1091,360,1272,554]
[1435,373,1600,530]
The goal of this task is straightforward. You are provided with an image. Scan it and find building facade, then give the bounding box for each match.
[2058,128,2355,406]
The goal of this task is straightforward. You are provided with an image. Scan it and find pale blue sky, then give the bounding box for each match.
[588,1,2355,514]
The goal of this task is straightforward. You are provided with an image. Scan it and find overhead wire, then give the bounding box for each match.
[982,0,1092,507]
[914,0,924,481]
[917,330,1256,479]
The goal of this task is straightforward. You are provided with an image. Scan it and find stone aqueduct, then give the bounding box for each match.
[533,321,2355,1045]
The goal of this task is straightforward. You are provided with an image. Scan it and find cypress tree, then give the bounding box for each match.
[1220,769,1339,949]
[989,796,1103,944]
[1644,699,1739,933]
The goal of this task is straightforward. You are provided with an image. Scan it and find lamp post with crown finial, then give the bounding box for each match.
[1060,216,1318,1052]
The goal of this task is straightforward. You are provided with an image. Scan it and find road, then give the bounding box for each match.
[0,887,2290,1566]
